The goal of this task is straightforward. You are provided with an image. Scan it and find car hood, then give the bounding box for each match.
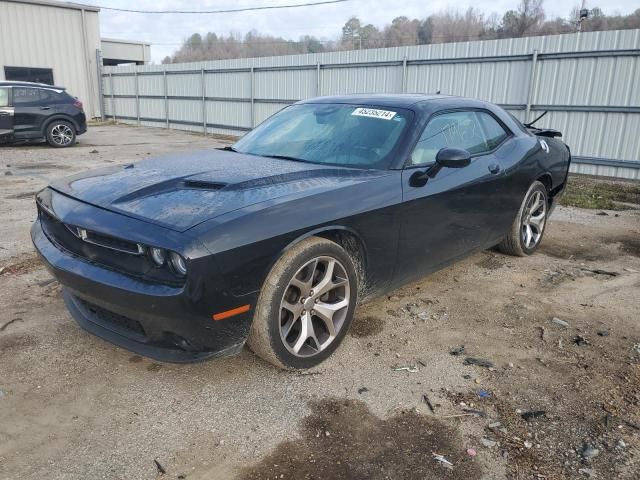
[50,149,390,232]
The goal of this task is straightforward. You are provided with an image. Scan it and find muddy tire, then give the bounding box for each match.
[498,181,548,257]
[247,236,358,369]
[45,120,76,148]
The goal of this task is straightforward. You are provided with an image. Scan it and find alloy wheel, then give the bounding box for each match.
[279,256,350,357]
[50,124,74,146]
[521,190,546,249]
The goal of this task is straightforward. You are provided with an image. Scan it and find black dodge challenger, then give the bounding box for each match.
[32,94,571,369]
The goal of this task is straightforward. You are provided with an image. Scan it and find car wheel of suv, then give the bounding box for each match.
[46,121,76,148]
[247,236,358,369]
[498,180,548,257]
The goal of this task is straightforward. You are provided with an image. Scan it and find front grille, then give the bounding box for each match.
[67,225,144,255]
[76,297,147,339]
[38,205,184,287]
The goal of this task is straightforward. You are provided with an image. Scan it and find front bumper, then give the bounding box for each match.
[32,212,254,363]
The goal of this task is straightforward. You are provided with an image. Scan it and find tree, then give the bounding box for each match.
[418,17,434,44]
[500,0,545,37]
[431,8,489,43]
[383,16,420,46]
[161,3,640,62]
[341,17,362,49]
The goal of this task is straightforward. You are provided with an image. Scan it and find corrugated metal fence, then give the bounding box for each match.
[102,29,640,179]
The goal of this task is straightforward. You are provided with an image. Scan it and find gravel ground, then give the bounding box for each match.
[0,125,639,480]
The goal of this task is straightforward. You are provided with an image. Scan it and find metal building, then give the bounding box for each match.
[0,0,102,117]
[102,38,152,66]
[0,0,151,119]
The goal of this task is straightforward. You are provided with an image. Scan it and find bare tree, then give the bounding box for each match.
[162,3,640,63]
[431,8,489,43]
[500,0,546,37]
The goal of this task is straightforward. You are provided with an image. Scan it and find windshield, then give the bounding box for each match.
[233,103,411,169]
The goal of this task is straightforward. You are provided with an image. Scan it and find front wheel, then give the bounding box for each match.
[46,121,76,148]
[247,236,358,369]
[498,181,548,256]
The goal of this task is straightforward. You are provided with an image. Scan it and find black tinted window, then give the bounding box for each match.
[13,87,41,106]
[410,110,509,166]
[39,88,65,105]
[4,66,54,85]
[478,112,509,150]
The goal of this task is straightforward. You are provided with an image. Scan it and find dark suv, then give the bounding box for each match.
[0,81,87,148]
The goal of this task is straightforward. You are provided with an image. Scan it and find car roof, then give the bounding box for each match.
[0,81,66,90]
[297,93,455,108]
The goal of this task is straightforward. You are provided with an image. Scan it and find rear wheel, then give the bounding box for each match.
[46,121,76,148]
[498,181,548,256]
[247,236,358,369]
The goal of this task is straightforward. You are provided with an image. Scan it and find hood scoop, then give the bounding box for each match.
[181,180,227,190]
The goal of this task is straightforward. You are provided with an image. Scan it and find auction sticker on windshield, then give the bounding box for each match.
[351,107,397,120]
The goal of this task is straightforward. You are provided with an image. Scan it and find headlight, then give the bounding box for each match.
[150,247,166,266]
[169,252,187,276]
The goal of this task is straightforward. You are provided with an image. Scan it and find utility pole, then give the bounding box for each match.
[576,0,589,32]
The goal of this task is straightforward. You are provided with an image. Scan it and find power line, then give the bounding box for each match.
[91,0,351,14]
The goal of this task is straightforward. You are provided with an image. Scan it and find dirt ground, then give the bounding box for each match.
[0,125,639,480]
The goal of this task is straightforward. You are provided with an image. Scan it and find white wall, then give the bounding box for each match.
[0,0,102,118]
[102,39,151,65]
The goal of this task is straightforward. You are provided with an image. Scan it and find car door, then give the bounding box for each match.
[12,86,47,138]
[393,109,512,285]
[0,87,13,139]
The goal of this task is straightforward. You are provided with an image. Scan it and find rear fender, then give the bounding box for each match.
[41,114,80,136]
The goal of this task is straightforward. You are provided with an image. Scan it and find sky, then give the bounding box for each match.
[93,0,640,63]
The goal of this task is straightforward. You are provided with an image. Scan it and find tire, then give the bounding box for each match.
[45,120,76,148]
[498,180,549,257]
[247,236,358,369]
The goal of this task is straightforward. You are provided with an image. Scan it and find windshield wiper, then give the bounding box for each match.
[261,154,308,163]
[219,145,238,152]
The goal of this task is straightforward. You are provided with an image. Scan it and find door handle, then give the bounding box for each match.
[488,163,501,174]
[40,107,51,110]
[0,111,10,116]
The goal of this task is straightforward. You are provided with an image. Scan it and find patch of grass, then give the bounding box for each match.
[560,175,640,210]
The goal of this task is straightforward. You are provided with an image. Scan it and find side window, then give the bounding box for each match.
[410,111,488,166]
[0,88,8,107]
[13,88,41,107]
[409,110,510,166]
[39,89,63,105]
[477,112,509,150]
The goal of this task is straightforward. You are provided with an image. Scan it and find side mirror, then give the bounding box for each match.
[408,147,471,187]
[436,147,471,168]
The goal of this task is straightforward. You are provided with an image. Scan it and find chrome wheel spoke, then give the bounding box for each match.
[291,312,319,354]
[281,316,299,339]
[312,258,335,296]
[313,298,348,338]
[282,299,303,319]
[529,193,543,215]
[529,212,545,229]
[521,190,547,249]
[290,259,316,295]
[524,224,533,247]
